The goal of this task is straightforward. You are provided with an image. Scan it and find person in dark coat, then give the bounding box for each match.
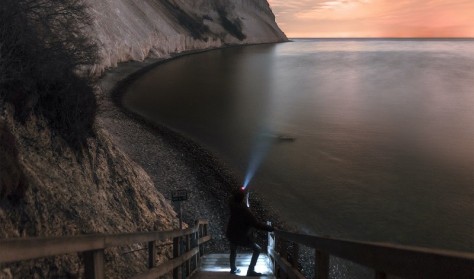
[226,188,274,276]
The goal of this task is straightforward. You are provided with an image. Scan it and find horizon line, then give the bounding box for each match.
[288,37,474,40]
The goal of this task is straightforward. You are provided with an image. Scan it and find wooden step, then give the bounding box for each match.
[192,253,275,278]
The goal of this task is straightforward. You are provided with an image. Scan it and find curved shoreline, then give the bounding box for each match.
[97,45,286,253]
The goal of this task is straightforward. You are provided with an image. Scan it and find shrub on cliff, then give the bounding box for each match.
[0,0,97,148]
[217,7,246,41]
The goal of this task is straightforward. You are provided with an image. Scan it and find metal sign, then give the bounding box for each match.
[171,190,188,202]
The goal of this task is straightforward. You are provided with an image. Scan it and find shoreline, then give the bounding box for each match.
[97,45,287,253]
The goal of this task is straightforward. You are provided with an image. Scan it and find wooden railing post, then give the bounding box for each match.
[173,236,180,279]
[315,250,329,279]
[203,223,207,257]
[193,221,200,272]
[180,236,186,279]
[148,241,156,268]
[191,231,198,273]
[84,249,105,279]
[199,223,207,257]
[198,224,202,257]
[185,234,191,277]
[195,231,200,264]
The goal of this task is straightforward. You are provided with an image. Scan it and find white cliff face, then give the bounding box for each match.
[87,0,287,74]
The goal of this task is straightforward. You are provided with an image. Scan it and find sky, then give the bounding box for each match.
[267,0,474,38]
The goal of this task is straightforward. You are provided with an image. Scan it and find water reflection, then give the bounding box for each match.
[124,39,474,252]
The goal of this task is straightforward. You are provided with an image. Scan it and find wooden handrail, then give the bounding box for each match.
[268,229,474,279]
[0,219,210,279]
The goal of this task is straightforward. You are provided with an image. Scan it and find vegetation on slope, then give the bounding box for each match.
[217,7,247,41]
[0,0,97,149]
[160,0,212,41]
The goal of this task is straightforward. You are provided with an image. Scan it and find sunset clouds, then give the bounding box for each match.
[268,0,474,37]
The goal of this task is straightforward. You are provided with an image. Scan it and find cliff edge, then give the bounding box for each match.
[89,0,287,74]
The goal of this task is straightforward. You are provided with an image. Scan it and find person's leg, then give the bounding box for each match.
[247,242,262,276]
[229,243,240,273]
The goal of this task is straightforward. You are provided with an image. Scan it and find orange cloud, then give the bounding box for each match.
[268,0,474,37]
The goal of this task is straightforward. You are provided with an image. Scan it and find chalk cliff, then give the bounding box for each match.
[0,0,285,277]
[88,0,287,73]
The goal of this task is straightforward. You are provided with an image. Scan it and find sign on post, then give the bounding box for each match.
[171,190,188,230]
[171,190,188,202]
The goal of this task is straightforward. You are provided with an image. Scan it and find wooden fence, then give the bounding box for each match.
[267,229,474,279]
[0,219,210,279]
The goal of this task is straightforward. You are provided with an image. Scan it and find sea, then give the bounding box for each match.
[123,39,474,254]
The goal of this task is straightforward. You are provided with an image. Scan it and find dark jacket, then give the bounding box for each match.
[226,198,273,246]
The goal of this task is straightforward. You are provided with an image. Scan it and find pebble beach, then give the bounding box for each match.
[96,55,282,254]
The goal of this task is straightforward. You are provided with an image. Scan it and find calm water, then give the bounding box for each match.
[124,39,474,252]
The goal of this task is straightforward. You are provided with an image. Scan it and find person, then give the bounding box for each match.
[226,188,274,276]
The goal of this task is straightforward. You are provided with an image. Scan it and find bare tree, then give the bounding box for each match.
[0,0,98,148]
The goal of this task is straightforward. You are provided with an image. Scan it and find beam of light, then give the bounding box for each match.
[242,128,274,190]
